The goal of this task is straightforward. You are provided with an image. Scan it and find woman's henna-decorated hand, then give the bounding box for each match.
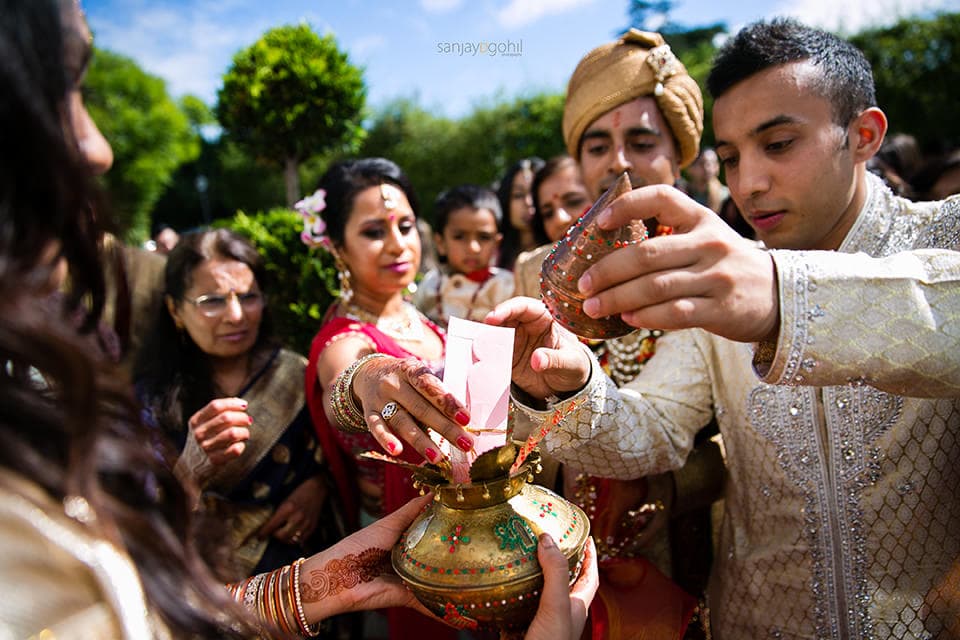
[298,495,436,621]
[352,356,474,463]
[301,548,391,601]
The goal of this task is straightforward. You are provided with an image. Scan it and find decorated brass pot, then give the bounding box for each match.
[391,452,590,632]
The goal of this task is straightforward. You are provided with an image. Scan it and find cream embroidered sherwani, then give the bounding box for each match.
[516,175,960,639]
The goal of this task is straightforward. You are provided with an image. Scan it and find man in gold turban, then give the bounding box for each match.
[564,28,703,201]
[517,29,720,640]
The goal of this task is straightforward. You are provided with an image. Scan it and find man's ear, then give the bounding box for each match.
[851,107,887,162]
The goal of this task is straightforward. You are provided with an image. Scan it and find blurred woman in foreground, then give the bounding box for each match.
[0,2,596,638]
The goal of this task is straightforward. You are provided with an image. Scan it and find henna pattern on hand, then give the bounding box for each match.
[361,357,407,381]
[361,356,465,419]
[406,364,462,416]
[300,547,392,603]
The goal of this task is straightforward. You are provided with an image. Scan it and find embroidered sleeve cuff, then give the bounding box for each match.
[510,343,597,422]
[755,250,807,384]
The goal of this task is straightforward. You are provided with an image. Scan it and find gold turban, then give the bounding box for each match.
[562,29,704,169]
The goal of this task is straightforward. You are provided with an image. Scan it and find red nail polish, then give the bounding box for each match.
[456,436,474,452]
[247,415,254,424]
[455,410,470,426]
[424,447,439,463]
[385,440,397,454]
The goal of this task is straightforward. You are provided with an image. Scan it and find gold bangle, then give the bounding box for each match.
[331,353,387,433]
[278,565,297,634]
[265,568,284,633]
[284,562,300,635]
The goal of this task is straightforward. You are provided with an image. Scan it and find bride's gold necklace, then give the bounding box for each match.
[343,300,426,343]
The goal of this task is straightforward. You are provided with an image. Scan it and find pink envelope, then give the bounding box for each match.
[440,317,515,483]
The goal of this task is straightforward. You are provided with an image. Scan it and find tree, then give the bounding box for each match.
[625,0,676,31]
[667,25,726,148]
[358,99,460,222]
[152,135,290,234]
[360,94,566,223]
[217,24,366,207]
[851,13,960,154]
[459,92,568,180]
[179,94,217,133]
[84,48,199,243]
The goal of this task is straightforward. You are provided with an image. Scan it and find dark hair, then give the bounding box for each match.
[707,18,876,127]
[434,184,503,235]
[719,195,756,239]
[912,148,960,201]
[316,157,419,246]
[530,155,579,246]
[496,157,545,269]
[0,2,259,636]
[0,0,103,324]
[134,228,276,438]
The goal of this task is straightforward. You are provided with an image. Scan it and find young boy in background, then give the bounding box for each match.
[413,185,514,328]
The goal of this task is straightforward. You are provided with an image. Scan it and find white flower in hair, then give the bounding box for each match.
[295,189,332,250]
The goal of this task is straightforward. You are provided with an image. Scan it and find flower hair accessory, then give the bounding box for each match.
[295,189,332,250]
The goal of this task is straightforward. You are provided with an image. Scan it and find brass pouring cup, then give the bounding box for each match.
[540,173,647,339]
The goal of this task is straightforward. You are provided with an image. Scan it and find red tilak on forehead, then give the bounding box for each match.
[612,110,622,127]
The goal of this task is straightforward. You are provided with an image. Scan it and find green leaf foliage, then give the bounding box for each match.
[851,13,960,152]
[179,94,216,131]
[218,208,339,355]
[216,24,366,166]
[84,48,199,243]
[360,93,566,223]
[670,26,725,148]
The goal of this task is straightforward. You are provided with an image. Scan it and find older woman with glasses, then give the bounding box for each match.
[133,228,342,589]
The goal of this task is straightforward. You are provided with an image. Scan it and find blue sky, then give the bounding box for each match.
[84,0,959,118]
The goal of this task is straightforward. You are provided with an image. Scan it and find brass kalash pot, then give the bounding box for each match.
[390,445,590,633]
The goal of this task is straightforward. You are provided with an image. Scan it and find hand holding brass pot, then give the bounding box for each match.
[391,448,590,633]
[540,173,647,339]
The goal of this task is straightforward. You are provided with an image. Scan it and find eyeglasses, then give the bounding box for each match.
[185,291,265,318]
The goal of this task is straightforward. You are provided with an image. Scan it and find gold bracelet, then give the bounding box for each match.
[331,353,387,433]
[265,566,286,634]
